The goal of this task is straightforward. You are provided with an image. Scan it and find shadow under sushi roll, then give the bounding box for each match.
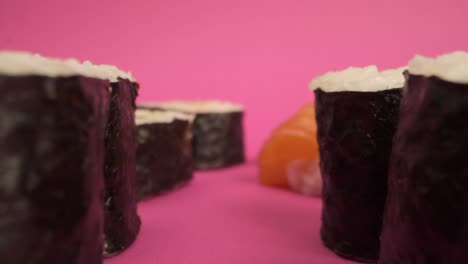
[139,100,245,170]
[0,52,109,264]
[379,51,468,264]
[310,66,405,262]
[135,109,194,199]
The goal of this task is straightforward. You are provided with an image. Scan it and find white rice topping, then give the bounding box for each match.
[309,66,406,92]
[139,100,244,113]
[0,51,136,82]
[135,109,193,125]
[408,51,468,84]
[0,51,77,77]
[87,62,136,83]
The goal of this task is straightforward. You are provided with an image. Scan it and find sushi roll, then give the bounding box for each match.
[379,51,468,264]
[135,109,194,199]
[309,66,405,262]
[0,52,109,264]
[91,64,141,257]
[139,101,245,169]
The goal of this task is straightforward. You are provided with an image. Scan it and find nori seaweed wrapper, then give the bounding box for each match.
[103,79,141,257]
[139,104,245,170]
[379,74,468,264]
[136,114,193,199]
[0,75,109,264]
[314,88,401,262]
[192,111,245,169]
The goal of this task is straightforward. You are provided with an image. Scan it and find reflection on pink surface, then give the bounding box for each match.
[1,0,467,159]
[105,163,355,264]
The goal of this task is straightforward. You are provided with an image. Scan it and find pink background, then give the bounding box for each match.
[1,1,467,264]
[1,0,467,159]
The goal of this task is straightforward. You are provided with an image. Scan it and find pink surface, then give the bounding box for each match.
[105,162,355,264]
[1,0,467,159]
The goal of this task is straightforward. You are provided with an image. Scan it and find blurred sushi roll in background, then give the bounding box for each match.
[379,51,468,264]
[135,109,194,199]
[309,66,405,262]
[139,101,245,169]
[0,52,109,264]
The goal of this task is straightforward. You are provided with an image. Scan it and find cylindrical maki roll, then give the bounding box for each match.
[139,101,245,169]
[309,66,405,262]
[0,52,109,264]
[379,51,468,264]
[135,109,194,199]
[93,65,141,257]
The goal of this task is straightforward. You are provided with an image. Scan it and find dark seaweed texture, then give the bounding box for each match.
[314,88,401,263]
[103,79,141,257]
[138,105,245,170]
[192,112,245,169]
[379,75,468,264]
[136,117,193,199]
[0,75,109,264]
